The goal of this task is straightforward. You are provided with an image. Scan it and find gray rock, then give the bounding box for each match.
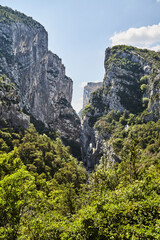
[0,76,30,129]
[81,46,160,170]
[0,7,81,153]
[83,82,103,107]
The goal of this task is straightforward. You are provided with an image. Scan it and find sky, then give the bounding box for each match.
[0,0,160,112]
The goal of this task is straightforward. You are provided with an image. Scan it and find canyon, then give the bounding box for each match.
[0,6,160,170]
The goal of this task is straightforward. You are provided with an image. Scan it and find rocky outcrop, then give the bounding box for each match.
[0,75,29,129]
[0,6,81,152]
[81,45,160,171]
[83,82,103,107]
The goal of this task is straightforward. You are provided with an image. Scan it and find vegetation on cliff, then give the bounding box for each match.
[83,45,160,119]
[0,5,41,27]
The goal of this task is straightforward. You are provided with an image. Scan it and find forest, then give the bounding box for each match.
[0,116,159,239]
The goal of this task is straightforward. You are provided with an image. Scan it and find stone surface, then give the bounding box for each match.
[0,76,30,129]
[81,45,160,171]
[0,6,81,154]
[83,82,103,107]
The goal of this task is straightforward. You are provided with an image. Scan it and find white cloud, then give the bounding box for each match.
[110,23,160,51]
[157,0,160,2]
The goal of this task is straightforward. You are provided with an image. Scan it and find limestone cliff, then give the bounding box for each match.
[0,6,80,156]
[0,75,29,129]
[81,45,160,170]
[83,82,103,108]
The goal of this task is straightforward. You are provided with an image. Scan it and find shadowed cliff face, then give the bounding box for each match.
[81,45,160,171]
[0,6,81,156]
[0,75,30,129]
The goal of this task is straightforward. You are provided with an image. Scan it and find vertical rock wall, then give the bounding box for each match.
[0,6,81,152]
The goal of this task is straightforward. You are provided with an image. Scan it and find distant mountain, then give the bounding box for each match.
[78,82,102,118]
[83,82,103,108]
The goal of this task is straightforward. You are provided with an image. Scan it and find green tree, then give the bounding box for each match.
[0,168,36,240]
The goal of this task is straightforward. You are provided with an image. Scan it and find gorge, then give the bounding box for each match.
[0,5,160,239]
[0,6,160,170]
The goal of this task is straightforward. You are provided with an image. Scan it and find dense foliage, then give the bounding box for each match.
[0,117,159,239]
[0,5,40,26]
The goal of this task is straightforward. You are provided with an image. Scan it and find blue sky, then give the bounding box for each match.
[0,0,160,112]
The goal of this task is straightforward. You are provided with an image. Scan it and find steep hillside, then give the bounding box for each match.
[0,5,81,157]
[81,45,160,170]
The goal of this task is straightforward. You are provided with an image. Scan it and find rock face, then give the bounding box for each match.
[0,6,81,155]
[83,82,103,107]
[0,75,30,129]
[81,45,160,170]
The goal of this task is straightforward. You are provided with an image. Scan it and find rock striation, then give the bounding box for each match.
[81,45,160,170]
[0,6,81,155]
